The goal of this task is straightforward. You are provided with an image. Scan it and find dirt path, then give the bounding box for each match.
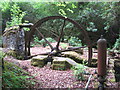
[3,46,119,88]
[4,55,97,88]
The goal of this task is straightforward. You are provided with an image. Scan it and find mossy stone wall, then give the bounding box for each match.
[3,26,25,59]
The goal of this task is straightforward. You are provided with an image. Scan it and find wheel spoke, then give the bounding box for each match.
[50,29,59,38]
[40,27,59,38]
[36,28,54,50]
[56,19,66,51]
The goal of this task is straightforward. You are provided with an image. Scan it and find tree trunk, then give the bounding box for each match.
[88,46,92,66]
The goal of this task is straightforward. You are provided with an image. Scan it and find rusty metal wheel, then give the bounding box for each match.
[34,18,66,52]
[25,16,93,64]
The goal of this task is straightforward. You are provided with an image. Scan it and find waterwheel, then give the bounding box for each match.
[25,16,93,66]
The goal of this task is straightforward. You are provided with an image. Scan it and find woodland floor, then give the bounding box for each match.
[3,46,119,88]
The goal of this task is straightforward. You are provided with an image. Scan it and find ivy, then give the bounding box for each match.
[6,3,26,27]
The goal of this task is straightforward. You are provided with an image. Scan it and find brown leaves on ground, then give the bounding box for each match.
[4,56,97,88]
[3,46,119,88]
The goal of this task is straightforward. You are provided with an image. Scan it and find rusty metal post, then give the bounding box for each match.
[97,35,107,89]
[19,23,33,59]
[88,46,92,66]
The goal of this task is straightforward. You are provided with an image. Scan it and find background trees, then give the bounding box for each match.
[0,2,119,49]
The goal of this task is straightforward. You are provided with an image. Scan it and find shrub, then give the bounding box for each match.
[39,37,56,46]
[72,64,87,81]
[68,36,82,47]
[2,61,36,88]
[33,36,56,47]
[0,50,5,59]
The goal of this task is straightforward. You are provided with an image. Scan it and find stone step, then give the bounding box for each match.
[51,64,67,70]
[31,55,48,67]
[61,51,84,63]
[53,57,79,66]
[52,57,80,70]
[65,58,78,66]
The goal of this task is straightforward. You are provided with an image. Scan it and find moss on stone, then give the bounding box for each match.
[53,57,66,64]
[16,55,24,60]
[75,48,83,55]
[52,57,73,70]
[4,26,19,32]
[6,50,17,57]
[61,51,84,63]
[3,26,19,36]
[31,55,48,67]
[52,64,66,70]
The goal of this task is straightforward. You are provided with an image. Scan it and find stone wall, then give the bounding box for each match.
[3,26,25,59]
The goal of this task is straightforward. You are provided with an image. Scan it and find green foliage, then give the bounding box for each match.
[1,2,11,20]
[113,35,120,50]
[41,37,56,43]
[2,61,36,88]
[59,9,67,17]
[30,36,39,47]
[1,2,119,48]
[1,2,10,12]
[6,3,26,27]
[32,36,56,47]
[22,21,31,31]
[23,27,30,31]
[0,36,3,47]
[16,55,24,60]
[72,64,86,81]
[39,37,56,47]
[55,2,78,18]
[68,37,82,47]
[0,50,6,60]
[65,23,74,29]
[86,22,97,32]
[33,36,40,44]
[60,43,68,49]
[80,2,119,32]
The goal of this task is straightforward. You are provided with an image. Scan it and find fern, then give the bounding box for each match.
[2,61,36,88]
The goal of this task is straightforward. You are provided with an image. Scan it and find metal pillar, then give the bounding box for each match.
[88,46,92,66]
[97,35,107,90]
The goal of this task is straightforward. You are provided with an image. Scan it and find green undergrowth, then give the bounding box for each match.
[72,64,87,81]
[2,61,36,88]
